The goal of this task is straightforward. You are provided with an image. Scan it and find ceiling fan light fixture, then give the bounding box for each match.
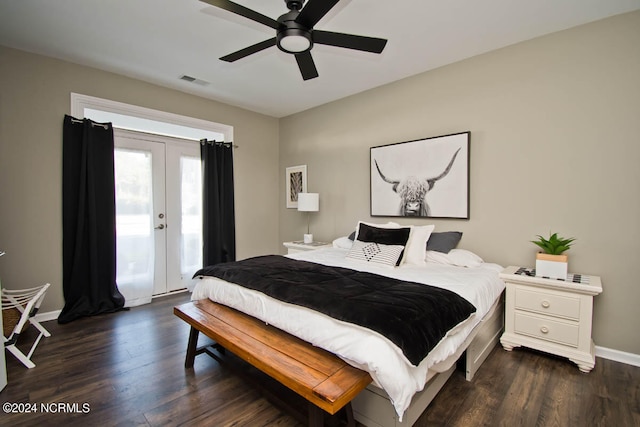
[207,0,387,80]
[277,29,312,53]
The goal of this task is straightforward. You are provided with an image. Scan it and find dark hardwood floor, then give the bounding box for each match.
[2,292,638,426]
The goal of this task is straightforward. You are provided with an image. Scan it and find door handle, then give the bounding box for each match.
[155,224,165,230]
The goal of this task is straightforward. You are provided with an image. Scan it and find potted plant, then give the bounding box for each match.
[531,233,575,279]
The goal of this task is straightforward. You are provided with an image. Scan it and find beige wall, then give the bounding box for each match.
[279,11,640,354]
[0,46,280,314]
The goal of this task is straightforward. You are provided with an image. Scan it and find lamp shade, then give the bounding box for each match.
[297,193,319,212]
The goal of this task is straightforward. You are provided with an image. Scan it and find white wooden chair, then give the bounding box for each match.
[2,283,51,368]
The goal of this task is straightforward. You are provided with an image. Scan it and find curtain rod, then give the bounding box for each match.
[200,138,239,149]
[69,116,110,130]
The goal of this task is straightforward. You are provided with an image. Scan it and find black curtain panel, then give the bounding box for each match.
[201,139,236,266]
[59,115,125,324]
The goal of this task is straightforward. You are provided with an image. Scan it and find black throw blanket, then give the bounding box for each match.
[194,255,476,366]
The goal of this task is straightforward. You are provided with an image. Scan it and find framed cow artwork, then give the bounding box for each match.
[370,132,470,219]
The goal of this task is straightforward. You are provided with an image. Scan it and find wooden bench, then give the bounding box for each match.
[174,299,372,426]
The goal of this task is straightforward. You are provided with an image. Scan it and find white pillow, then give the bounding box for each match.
[332,236,353,249]
[346,240,405,268]
[426,250,450,265]
[426,249,484,268]
[402,224,435,266]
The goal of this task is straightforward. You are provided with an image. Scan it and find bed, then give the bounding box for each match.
[190,224,505,426]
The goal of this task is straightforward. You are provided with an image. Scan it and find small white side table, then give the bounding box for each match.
[499,265,603,373]
[0,307,5,391]
[0,279,7,390]
[283,241,331,254]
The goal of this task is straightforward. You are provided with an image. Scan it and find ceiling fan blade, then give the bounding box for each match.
[295,51,319,80]
[220,38,277,62]
[295,0,340,29]
[200,0,279,29]
[313,30,387,53]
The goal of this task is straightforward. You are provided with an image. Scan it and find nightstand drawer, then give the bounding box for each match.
[515,286,580,320]
[514,312,579,347]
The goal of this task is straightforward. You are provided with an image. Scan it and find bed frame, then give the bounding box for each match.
[175,294,504,427]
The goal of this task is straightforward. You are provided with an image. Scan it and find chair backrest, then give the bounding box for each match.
[2,283,51,339]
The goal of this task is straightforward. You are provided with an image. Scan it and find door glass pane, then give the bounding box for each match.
[180,156,202,279]
[114,148,155,305]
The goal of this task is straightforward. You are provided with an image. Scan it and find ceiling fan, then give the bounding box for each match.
[201,0,388,80]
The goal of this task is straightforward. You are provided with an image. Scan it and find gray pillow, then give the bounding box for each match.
[426,232,463,253]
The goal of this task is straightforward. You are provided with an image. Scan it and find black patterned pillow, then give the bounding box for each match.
[346,240,406,267]
[346,223,411,266]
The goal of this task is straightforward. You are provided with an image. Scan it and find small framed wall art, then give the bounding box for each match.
[370,131,470,219]
[286,165,307,209]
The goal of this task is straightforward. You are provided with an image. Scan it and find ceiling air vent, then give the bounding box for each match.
[179,75,210,86]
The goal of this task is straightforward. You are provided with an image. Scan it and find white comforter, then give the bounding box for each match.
[191,247,504,420]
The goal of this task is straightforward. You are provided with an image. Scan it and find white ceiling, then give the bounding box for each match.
[1,0,639,118]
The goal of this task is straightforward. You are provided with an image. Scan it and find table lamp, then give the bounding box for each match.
[297,193,319,243]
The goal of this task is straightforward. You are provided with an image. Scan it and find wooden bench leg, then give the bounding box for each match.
[309,403,324,427]
[343,403,355,427]
[308,402,355,427]
[185,326,199,368]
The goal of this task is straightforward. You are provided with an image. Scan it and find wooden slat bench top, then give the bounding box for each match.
[174,299,372,416]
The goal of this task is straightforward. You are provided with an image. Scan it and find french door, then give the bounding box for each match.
[114,129,202,306]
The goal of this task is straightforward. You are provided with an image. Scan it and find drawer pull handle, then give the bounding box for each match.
[541,300,551,308]
[540,326,549,334]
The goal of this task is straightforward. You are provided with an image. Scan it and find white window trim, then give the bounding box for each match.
[70,93,233,142]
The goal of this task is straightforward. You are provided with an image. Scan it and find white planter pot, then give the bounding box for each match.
[535,253,568,280]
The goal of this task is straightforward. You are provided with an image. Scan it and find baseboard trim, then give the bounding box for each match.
[32,290,190,324]
[30,309,640,368]
[152,288,189,299]
[34,310,61,323]
[595,346,640,368]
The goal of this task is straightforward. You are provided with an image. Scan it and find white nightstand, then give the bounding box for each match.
[499,265,603,373]
[283,241,331,254]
